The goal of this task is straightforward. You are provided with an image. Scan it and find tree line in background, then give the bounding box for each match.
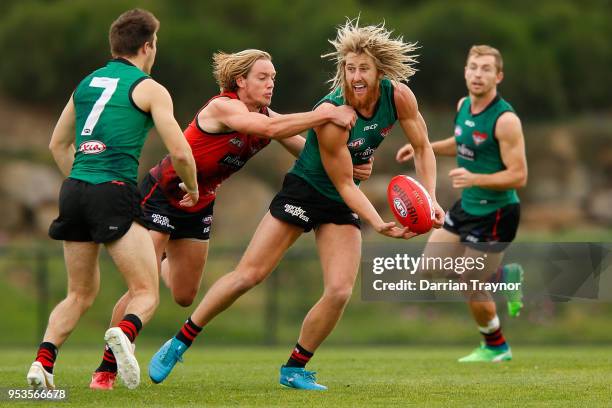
[1,0,611,121]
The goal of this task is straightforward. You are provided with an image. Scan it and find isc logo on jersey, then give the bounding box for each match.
[78,140,106,154]
[363,123,378,131]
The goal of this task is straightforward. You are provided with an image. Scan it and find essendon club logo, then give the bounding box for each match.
[472,131,488,145]
[380,125,393,137]
[78,140,106,154]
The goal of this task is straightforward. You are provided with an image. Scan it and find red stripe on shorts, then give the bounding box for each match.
[491,209,502,241]
[141,182,159,206]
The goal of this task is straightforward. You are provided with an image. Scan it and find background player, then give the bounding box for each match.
[396,45,527,362]
[148,18,444,390]
[89,49,363,389]
[27,9,198,390]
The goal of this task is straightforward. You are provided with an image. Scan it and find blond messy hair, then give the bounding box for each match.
[467,45,503,73]
[213,49,272,92]
[322,17,418,91]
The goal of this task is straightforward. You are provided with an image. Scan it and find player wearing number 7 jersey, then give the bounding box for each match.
[27,9,197,391]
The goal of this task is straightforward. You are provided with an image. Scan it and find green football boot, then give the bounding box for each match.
[458,343,512,362]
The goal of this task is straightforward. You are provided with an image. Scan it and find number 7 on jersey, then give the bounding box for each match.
[81,77,119,136]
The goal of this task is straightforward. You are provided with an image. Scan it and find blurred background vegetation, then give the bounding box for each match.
[0,0,610,347]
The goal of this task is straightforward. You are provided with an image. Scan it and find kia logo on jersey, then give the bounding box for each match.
[472,131,488,145]
[78,140,106,154]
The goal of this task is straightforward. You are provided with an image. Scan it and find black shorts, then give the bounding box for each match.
[139,174,214,241]
[269,173,360,232]
[49,178,143,243]
[443,199,520,253]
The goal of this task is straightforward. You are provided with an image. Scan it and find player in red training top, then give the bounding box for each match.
[89,49,367,389]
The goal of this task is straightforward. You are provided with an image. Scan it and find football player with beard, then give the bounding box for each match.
[148,18,444,390]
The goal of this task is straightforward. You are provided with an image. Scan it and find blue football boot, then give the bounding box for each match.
[279,365,327,390]
[148,338,188,384]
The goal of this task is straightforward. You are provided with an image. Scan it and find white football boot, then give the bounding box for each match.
[104,327,140,389]
[27,361,55,390]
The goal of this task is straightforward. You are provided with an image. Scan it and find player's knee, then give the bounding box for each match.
[233,269,266,292]
[67,289,97,310]
[324,285,353,307]
[173,289,197,307]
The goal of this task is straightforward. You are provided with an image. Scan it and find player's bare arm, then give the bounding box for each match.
[266,108,306,157]
[202,97,356,140]
[133,79,199,206]
[449,112,527,190]
[276,134,305,157]
[268,107,373,180]
[393,82,445,227]
[48,95,77,177]
[396,136,456,162]
[316,122,413,239]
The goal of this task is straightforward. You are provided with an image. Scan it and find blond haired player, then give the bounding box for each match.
[149,19,443,390]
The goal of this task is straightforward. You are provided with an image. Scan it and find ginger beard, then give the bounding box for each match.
[341,52,382,112]
[343,77,380,112]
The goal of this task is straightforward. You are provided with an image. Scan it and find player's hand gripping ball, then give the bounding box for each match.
[387,175,435,234]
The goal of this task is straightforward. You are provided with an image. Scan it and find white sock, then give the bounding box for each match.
[478,315,500,334]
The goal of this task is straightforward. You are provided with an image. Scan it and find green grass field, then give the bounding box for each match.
[2,346,611,407]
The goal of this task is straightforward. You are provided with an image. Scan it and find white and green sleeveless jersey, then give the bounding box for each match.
[290,79,398,203]
[70,58,153,185]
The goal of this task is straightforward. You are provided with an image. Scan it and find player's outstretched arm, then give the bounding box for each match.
[269,107,373,180]
[394,82,444,227]
[208,98,356,140]
[267,108,306,157]
[317,122,414,239]
[133,79,199,206]
[449,112,527,190]
[396,137,457,163]
[49,95,77,177]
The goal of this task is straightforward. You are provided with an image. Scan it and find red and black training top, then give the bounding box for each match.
[148,92,271,213]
